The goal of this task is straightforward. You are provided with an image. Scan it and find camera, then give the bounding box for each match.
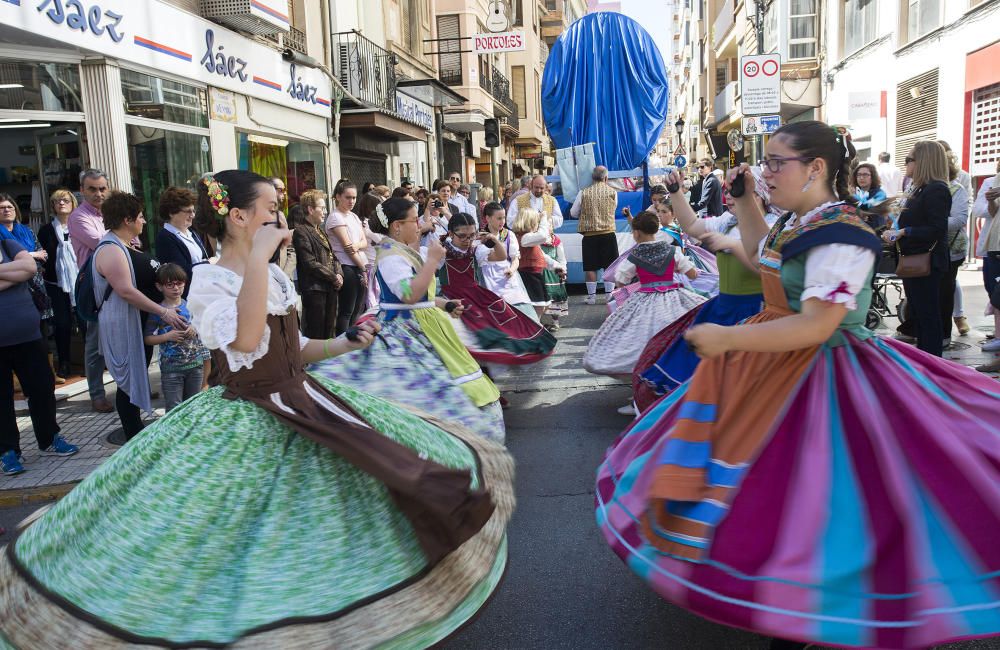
[433,199,444,209]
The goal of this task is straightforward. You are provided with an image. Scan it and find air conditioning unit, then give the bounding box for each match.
[199,0,290,37]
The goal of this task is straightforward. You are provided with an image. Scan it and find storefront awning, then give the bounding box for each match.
[396,79,466,108]
[340,111,428,141]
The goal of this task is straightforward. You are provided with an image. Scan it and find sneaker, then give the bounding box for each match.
[975,359,1000,373]
[954,316,970,336]
[584,294,596,305]
[616,403,636,416]
[982,338,1000,352]
[1,450,25,476]
[42,435,79,457]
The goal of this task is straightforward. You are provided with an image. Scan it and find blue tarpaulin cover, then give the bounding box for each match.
[541,12,669,174]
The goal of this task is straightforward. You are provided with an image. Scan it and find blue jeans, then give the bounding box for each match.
[160,365,204,412]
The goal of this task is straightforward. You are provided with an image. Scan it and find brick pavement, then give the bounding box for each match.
[2,269,998,501]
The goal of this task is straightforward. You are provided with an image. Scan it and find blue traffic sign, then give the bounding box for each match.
[674,155,687,168]
[741,114,781,136]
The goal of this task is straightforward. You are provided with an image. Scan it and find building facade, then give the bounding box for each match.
[0,0,334,246]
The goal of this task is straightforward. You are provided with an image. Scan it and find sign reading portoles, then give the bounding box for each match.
[474,31,526,54]
[739,54,781,115]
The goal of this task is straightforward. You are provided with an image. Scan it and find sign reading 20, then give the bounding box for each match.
[36,0,124,43]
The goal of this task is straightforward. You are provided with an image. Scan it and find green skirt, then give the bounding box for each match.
[0,377,513,649]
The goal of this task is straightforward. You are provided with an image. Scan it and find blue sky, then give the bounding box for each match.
[620,0,673,67]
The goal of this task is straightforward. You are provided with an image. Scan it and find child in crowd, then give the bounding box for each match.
[511,208,550,319]
[143,263,211,412]
[540,224,569,331]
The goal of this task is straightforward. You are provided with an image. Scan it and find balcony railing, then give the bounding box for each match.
[712,80,738,124]
[261,25,308,55]
[500,108,520,133]
[491,66,516,113]
[479,67,491,93]
[712,0,735,49]
[439,66,463,86]
[333,31,398,113]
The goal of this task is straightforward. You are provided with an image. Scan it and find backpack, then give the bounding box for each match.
[75,242,113,322]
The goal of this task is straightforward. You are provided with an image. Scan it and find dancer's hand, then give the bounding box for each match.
[448,300,465,318]
[684,323,731,359]
[698,232,738,253]
[252,217,292,259]
[426,235,446,264]
[343,320,380,351]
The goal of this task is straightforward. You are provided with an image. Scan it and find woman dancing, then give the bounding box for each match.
[596,121,1000,649]
[0,170,514,649]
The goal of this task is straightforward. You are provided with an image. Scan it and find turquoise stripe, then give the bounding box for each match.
[667,499,728,526]
[629,383,689,434]
[677,401,716,423]
[706,461,747,488]
[818,348,873,647]
[659,439,711,468]
[911,480,1000,636]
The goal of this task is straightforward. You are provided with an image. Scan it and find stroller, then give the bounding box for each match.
[866,243,906,330]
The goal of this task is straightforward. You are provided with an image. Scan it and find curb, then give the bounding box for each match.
[0,483,78,508]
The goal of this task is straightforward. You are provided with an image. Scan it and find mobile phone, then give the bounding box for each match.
[263,220,283,264]
[730,170,747,198]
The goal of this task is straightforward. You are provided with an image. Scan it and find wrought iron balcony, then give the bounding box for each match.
[500,107,520,135]
[479,67,491,93]
[261,25,308,55]
[491,66,515,114]
[333,31,399,113]
[439,66,463,87]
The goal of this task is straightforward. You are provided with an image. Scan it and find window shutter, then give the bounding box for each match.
[437,15,462,85]
[971,82,1000,176]
[512,66,527,119]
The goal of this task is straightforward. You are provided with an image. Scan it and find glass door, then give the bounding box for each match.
[34,123,87,221]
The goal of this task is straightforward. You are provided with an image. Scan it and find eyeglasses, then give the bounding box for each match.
[176,207,196,215]
[161,281,185,288]
[904,156,915,164]
[449,176,460,181]
[452,231,476,240]
[53,198,72,204]
[761,156,816,173]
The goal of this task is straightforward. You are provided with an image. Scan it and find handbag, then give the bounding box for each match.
[894,241,935,278]
[1,239,52,315]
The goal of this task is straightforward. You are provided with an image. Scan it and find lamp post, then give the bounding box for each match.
[674,117,685,169]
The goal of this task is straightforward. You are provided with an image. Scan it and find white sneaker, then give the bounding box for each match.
[584,294,596,305]
[982,338,1000,352]
[616,403,636,416]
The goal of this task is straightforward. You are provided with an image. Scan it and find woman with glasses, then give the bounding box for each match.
[438,212,555,366]
[37,189,80,381]
[883,142,953,356]
[311,198,505,444]
[155,187,210,299]
[596,120,1000,650]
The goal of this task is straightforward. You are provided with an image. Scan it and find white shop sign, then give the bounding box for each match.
[739,54,781,115]
[395,93,434,131]
[474,31,527,54]
[1,0,332,118]
[848,91,884,121]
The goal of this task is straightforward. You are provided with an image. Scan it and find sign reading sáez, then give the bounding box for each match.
[474,31,526,54]
[739,54,781,116]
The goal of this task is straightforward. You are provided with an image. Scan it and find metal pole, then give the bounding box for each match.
[490,145,499,198]
[755,0,766,164]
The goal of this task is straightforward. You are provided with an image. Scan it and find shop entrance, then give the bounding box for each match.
[0,121,87,229]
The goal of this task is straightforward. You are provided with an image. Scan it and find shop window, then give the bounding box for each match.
[121,69,208,128]
[127,125,211,250]
[844,0,878,56]
[236,132,327,209]
[0,61,82,112]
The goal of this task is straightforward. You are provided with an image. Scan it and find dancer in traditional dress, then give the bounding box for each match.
[477,202,536,320]
[632,167,781,411]
[540,229,569,331]
[511,208,551,319]
[582,210,706,382]
[0,170,514,649]
[596,122,1000,650]
[439,212,556,365]
[310,198,506,443]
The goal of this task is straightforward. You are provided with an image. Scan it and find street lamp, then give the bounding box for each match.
[674,116,685,137]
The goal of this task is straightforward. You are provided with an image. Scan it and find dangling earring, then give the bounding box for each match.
[801,175,816,193]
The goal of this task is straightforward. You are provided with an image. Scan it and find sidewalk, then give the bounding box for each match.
[3,269,998,503]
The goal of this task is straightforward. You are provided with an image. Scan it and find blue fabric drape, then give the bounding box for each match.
[541,12,669,174]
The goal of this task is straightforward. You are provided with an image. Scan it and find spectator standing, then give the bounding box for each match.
[570,166,619,304]
[326,180,369,335]
[695,159,724,217]
[356,191,386,310]
[0,234,77,476]
[271,177,296,283]
[973,161,1000,371]
[876,152,903,196]
[853,163,887,209]
[67,169,114,413]
[154,187,209,298]
[293,190,343,339]
[507,174,564,231]
[143,263,210,412]
[939,141,974,336]
[37,189,79,381]
[92,192,186,441]
[883,141,952,357]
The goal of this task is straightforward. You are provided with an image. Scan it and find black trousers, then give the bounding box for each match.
[0,337,59,456]
[301,290,339,339]
[939,258,962,338]
[116,345,154,441]
[335,265,367,336]
[45,283,77,371]
[902,271,944,357]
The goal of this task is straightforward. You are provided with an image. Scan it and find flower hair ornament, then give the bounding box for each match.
[203,176,231,216]
[375,201,388,228]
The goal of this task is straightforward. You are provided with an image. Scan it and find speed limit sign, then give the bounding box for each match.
[740,54,781,115]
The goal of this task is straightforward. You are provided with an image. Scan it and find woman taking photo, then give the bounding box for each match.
[292,189,342,339]
[325,180,368,335]
[155,187,209,298]
[311,198,505,443]
[882,141,952,356]
[0,217,76,476]
[37,189,79,381]
[93,192,187,441]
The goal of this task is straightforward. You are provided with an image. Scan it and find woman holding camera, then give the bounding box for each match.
[311,198,505,443]
[438,212,555,366]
